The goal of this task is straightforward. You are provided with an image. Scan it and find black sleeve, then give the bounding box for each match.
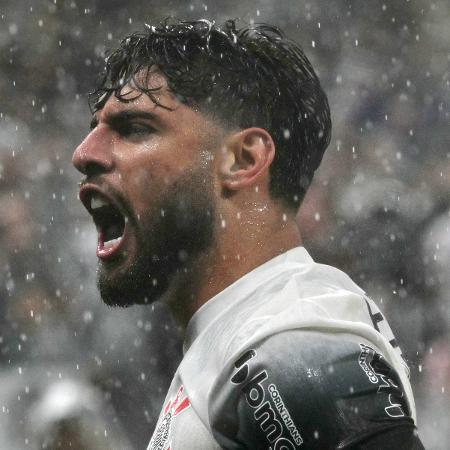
[351,426,425,450]
[208,330,425,450]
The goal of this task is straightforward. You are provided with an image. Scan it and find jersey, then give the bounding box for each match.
[146,247,423,449]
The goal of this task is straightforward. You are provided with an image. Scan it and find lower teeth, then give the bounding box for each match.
[104,237,122,248]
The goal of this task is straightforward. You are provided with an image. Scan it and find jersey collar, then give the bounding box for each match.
[183,246,313,353]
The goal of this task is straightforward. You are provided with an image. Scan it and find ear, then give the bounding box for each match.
[220,128,275,191]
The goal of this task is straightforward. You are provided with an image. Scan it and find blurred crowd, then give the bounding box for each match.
[0,0,448,449]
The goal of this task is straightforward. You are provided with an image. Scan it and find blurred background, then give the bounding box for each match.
[0,0,448,448]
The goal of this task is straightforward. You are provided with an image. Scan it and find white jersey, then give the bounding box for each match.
[147,247,421,450]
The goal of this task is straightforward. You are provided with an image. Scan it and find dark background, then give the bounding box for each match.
[0,1,448,449]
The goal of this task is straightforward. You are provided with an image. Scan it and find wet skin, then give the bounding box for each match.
[72,76,222,306]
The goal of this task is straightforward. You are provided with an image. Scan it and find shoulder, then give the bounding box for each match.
[209,330,418,450]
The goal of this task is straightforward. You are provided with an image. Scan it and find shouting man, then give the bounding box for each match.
[73,19,424,450]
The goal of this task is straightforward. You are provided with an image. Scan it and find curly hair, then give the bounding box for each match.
[89,19,331,209]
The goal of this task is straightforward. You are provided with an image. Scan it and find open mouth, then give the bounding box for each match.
[80,188,128,260]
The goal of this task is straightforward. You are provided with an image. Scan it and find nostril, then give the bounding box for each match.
[85,162,108,177]
[84,161,105,176]
[72,152,113,175]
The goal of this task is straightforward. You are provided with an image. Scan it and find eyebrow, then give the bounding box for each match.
[90,109,159,130]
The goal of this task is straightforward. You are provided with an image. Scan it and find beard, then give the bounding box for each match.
[97,168,216,307]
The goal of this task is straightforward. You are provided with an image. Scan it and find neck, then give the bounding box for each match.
[164,206,302,329]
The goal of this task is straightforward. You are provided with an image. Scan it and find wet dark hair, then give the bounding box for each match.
[90,19,331,209]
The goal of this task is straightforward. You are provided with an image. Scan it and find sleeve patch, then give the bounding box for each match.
[358,343,409,419]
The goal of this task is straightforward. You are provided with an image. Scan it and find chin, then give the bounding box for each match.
[97,274,169,307]
[96,258,170,307]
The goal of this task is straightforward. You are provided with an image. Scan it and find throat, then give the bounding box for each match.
[163,246,241,330]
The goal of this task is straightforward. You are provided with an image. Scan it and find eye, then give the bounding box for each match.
[117,123,155,139]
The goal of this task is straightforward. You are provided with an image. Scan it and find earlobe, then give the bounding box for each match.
[221,128,275,191]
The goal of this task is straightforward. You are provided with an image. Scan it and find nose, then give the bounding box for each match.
[72,126,114,175]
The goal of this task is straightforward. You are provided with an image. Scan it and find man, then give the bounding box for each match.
[72,19,424,450]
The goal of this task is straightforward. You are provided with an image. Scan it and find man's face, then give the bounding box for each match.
[72,74,220,306]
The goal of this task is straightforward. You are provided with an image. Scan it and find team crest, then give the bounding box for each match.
[148,386,191,450]
[358,343,409,418]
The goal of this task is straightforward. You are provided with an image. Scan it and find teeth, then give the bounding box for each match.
[104,237,122,248]
[91,195,109,210]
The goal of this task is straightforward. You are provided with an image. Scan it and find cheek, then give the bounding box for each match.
[125,163,178,215]
[132,167,156,188]
[129,160,185,192]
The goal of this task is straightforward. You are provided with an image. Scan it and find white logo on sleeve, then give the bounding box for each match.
[358,343,407,419]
